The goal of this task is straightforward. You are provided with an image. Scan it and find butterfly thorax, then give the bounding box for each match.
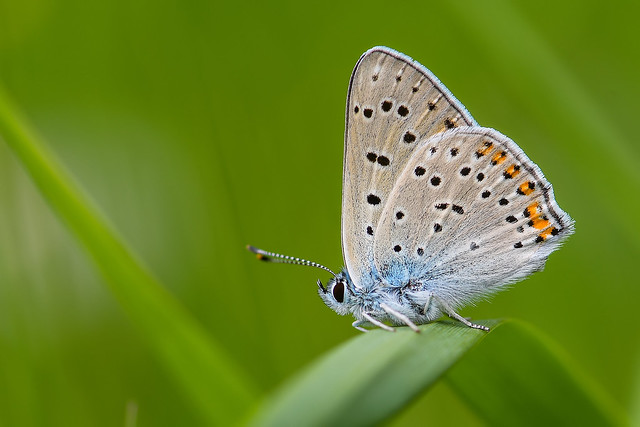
[318,269,444,326]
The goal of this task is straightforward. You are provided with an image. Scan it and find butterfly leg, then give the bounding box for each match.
[362,312,395,332]
[422,292,433,316]
[380,303,420,333]
[434,296,490,331]
[352,320,370,332]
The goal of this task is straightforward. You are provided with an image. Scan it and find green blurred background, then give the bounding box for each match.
[1,0,639,425]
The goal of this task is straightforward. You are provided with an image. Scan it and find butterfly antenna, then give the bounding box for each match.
[246,245,337,277]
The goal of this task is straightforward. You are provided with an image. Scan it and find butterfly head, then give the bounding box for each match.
[318,270,356,316]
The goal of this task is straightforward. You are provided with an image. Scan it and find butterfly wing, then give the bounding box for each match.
[342,47,477,289]
[373,126,574,306]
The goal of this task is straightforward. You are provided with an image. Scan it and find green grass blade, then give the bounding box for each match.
[632,358,640,426]
[250,319,626,426]
[0,86,257,425]
[248,320,501,427]
[446,320,628,426]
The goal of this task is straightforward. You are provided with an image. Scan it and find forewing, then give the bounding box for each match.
[373,127,573,304]
[342,47,477,289]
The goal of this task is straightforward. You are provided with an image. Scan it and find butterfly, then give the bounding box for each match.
[249,47,573,332]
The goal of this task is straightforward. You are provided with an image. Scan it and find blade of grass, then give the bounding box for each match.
[248,319,501,427]
[631,356,640,426]
[0,86,257,425]
[446,320,628,426]
[249,319,625,426]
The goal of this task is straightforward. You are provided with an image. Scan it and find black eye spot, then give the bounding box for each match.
[354,105,360,114]
[367,194,381,205]
[366,226,374,235]
[470,242,479,251]
[460,167,471,176]
[430,176,441,186]
[395,75,402,82]
[429,147,437,154]
[363,108,373,118]
[506,215,517,223]
[417,247,424,256]
[450,148,459,157]
[332,281,345,303]
[398,105,409,117]
[427,102,436,111]
[366,152,377,162]
[452,205,464,214]
[481,190,491,198]
[514,242,523,249]
[444,118,455,129]
[396,211,404,220]
[476,172,485,182]
[433,223,442,232]
[381,100,392,112]
[393,245,402,252]
[403,132,416,143]
[499,198,509,206]
[516,225,524,233]
[372,75,378,81]
[377,156,390,166]
[414,166,426,176]
[412,87,419,93]
[435,203,449,210]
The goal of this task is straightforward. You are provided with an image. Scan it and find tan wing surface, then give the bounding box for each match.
[373,127,574,304]
[342,47,476,288]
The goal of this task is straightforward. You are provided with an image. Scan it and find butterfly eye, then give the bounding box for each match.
[332,281,345,303]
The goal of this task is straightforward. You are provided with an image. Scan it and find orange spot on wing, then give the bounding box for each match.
[525,203,540,218]
[476,141,493,157]
[505,164,521,178]
[491,151,507,165]
[539,226,557,240]
[518,182,535,195]
[531,218,550,230]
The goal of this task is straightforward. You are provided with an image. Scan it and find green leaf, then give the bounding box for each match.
[249,319,626,426]
[248,319,500,426]
[446,320,628,426]
[0,86,257,425]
